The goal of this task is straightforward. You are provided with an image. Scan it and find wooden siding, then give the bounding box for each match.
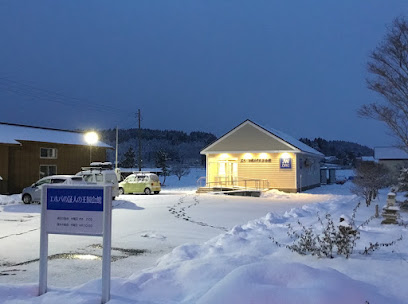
[204,123,296,152]
[207,152,297,190]
[0,145,10,194]
[3,141,107,194]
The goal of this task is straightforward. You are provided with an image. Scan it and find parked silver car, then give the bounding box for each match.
[22,175,86,204]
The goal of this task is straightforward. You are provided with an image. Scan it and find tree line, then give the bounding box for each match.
[100,128,217,168]
[299,137,373,167]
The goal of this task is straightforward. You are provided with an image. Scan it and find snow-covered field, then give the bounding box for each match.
[0,169,407,303]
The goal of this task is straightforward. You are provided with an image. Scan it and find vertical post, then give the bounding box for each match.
[101,186,112,304]
[299,174,302,193]
[115,126,119,170]
[39,186,48,295]
[137,109,142,172]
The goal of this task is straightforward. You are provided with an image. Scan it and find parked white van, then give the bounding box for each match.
[76,162,119,199]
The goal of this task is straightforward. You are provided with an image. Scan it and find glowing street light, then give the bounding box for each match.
[84,131,99,163]
[84,131,99,145]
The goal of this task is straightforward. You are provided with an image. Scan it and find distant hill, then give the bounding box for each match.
[100,128,216,167]
[299,137,374,166]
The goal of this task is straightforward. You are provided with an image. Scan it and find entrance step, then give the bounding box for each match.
[196,187,262,197]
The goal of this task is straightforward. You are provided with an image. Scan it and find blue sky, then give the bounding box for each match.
[0,1,407,147]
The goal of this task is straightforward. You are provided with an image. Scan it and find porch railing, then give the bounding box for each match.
[197,176,269,191]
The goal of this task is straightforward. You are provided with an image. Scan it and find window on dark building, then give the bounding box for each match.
[40,165,57,178]
[40,147,57,159]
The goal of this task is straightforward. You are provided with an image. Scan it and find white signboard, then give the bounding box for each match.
[45,187,104,235]
[39,185,112,303]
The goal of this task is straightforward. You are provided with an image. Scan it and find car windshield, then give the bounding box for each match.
[51,179,66,184]
[71,177,84,183]
[35,179,51,186]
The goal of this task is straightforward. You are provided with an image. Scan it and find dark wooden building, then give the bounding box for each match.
[0,122,112,194]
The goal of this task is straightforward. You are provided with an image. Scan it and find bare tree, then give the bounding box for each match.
[171,163,191,181]
[352,162,390,206]
[359,17,408,152]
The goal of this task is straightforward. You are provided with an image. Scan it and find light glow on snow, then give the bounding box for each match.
[0,169,406,303]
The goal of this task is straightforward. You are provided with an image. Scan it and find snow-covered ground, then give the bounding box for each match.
[0,169,407,303]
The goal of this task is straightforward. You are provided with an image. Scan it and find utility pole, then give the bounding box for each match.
[115,126,118,169]
[137,109,142,171]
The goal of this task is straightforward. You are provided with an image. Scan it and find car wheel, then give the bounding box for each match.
[118,188,124,195]
[154,191,160,194]
[144,188,151,195]
[22,194,32,204]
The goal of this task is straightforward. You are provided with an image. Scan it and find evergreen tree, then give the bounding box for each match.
[155,149,169,185]
[121,147,136,168]
[398,168,408,195]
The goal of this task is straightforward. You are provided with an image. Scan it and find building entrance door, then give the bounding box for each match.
[218,161,238,187]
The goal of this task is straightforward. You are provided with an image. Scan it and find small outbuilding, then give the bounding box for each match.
[200,120,324,193]
[374,146,408,179]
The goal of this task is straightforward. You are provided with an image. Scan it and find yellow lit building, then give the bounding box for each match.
[200,120,324,193]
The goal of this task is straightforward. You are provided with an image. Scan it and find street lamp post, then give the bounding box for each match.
[84,131,99,164]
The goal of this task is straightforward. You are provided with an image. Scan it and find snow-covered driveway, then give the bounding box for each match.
[0,189,336,288]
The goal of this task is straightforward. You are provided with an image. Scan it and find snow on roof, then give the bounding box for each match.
[361,156,376,162]
[255,121,324,157]
[0,123,112,148]
[374,147,408,160]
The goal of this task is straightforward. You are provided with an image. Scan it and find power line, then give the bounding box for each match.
[0,76,131,116]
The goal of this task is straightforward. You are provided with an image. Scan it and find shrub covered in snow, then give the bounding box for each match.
[272,202,402,259]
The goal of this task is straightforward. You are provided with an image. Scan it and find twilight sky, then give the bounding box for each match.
[0,1,407,148]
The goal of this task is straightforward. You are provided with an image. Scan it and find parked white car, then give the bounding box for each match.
[76,162,119,199]
[22,175,86,204]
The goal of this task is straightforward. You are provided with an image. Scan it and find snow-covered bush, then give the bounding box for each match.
[284,213,359,259]
[272,201,403,259]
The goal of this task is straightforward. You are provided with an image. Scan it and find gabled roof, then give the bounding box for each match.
[374,146,408,160]
[201,119,324,157]
[0,122,112,148]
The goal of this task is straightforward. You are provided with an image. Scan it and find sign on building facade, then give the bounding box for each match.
[280,157,292,169]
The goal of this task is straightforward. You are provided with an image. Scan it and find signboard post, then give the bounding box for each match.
[39,185,112,303]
